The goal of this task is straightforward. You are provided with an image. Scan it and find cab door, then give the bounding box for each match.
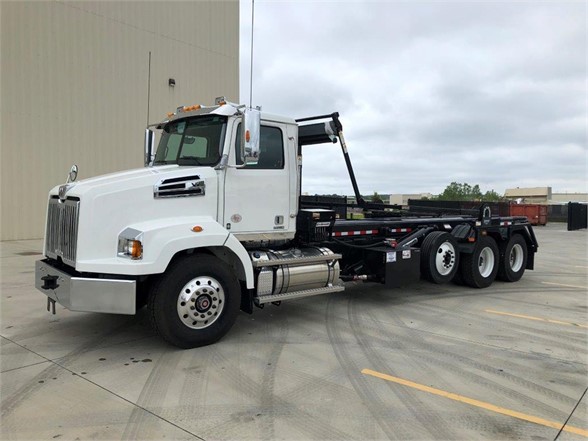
[223,121,294,238]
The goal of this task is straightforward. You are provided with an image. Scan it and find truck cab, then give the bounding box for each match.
[149,100,299,239]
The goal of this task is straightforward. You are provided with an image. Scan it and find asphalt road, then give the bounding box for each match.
[1,223,586,440]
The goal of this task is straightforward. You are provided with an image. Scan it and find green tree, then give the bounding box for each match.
[371,191,384,204]
[482,189,504,202]
[435,182,504,201]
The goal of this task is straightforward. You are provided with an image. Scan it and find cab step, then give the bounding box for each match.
[254,284,345,305]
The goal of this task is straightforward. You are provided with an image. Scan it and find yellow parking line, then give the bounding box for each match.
[361,369,588,437]
[541,281,587,290]
[485,309,588,329]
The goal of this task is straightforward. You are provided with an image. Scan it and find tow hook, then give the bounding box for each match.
[41,274,59,290]
[41,274,58,315]
[47,297,56,315]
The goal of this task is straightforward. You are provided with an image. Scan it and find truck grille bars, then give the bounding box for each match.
[45,197,80,266]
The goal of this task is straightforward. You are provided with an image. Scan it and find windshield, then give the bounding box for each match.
[153,115,226,166]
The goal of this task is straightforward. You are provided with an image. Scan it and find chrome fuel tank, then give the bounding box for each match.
[250,247,340,296]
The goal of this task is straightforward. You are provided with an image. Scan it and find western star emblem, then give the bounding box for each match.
[58,184,69,201]
[59,165,78,201]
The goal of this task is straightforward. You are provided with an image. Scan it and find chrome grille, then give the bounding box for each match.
[45,197,80,266]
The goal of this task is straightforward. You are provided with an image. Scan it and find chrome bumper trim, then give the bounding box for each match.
[35,260,136,315]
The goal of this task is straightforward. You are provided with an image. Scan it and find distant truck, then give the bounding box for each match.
[36,98,539,348]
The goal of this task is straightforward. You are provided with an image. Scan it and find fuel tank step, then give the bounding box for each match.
[254,284,345,305]
[251,253,342,268]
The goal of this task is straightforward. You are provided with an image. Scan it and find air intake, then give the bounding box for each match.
[154,175,205,199]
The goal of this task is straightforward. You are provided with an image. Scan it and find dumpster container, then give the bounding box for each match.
[510,204,547,225]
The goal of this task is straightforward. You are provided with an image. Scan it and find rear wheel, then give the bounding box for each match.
[460,236,499,288]
[452,269,465,286]
[420,231,460,284]
[148,254,240,348]
[497,234,528,282]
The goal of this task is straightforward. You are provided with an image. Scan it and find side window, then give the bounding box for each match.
[235,124,284,169]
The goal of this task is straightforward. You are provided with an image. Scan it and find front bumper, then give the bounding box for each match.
[35,260,136,315]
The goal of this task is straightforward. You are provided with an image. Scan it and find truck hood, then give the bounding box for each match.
[47,165,221,268]
[50,165,182,197]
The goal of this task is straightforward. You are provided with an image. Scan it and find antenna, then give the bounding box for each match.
[147,51,151,125]
[249,0,255,107]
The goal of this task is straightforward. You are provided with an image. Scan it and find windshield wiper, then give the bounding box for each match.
[177,156,204,166]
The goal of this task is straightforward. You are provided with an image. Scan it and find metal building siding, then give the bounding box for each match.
[0,1,239,240]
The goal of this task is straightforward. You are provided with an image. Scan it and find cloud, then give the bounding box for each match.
[240,1,587,195]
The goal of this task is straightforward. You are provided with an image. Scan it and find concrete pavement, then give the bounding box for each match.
[1,223,586,440]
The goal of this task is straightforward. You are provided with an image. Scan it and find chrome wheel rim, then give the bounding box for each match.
[509,244,524,272]
[177,276,225,329]
[478,247,495,278]
[435,242,457,276]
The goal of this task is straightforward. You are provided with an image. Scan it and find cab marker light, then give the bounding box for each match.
[192,226,203,233]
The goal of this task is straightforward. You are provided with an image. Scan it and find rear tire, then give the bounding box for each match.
[497,234,528,282]
[420,231,460,284]
[460,236,499,288]
[148,254,240,348]
[452,269,465,286]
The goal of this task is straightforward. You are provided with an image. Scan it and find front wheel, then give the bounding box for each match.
[148,254,240,348]
[460,236,499,289]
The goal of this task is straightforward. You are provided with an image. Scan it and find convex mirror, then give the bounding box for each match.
[241,107,260,166]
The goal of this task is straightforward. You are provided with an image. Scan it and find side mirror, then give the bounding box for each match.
[241,108,260,165]
[144,129,155,166]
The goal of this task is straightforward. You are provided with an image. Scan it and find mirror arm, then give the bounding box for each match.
[214,154,229,170]
[144,128,155,167]
[214,154,249,170]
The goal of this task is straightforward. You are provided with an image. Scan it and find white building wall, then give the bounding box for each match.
[0,1,239,240]
[550,193,588,203]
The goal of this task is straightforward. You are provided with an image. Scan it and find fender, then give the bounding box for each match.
[75,216,254,288]
[223,233,255,289]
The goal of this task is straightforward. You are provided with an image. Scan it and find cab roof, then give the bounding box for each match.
[155,101,296,128]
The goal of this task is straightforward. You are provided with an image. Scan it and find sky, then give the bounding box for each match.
[239,1,587,197]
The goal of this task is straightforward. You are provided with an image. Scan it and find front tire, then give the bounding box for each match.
[148,254,240,348]
[460,236,499,288]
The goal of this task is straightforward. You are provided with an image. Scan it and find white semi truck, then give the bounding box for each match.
[36,98,538,348]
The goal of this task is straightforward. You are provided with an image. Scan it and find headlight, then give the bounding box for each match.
[118,229,143,260]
